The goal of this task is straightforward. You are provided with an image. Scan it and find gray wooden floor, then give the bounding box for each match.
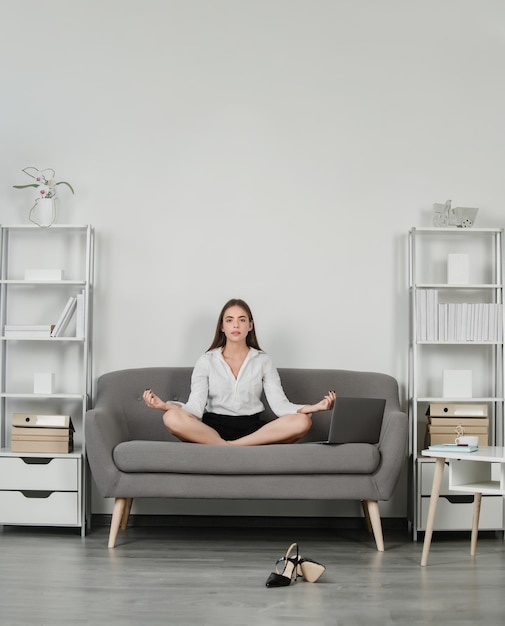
[0,523,504,625]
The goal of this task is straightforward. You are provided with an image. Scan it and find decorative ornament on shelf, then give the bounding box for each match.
[432,199,479,228]
[13,167,75,227]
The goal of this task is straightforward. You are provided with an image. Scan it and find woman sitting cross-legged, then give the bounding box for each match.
[143,298,335,446]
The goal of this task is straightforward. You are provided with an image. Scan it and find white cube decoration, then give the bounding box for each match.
[447,254,469,285]
[443,370,472,398]
[34,372,55,394]
[24,269,63,281]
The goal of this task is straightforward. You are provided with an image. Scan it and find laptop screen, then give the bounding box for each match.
[316,397,386,444]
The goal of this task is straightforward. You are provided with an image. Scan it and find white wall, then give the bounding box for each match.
[1,1,504,518]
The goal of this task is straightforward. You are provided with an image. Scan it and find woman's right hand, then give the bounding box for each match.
[143,388,168,411]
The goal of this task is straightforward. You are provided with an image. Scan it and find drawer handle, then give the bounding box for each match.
[20,491,53,499]
[444,495,474,505]
[20,458,53,465]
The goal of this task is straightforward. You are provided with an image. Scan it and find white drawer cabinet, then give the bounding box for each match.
[420,495,503,531]
[0,491,79,525]
[418,460,504,531]
[0,450,82,527]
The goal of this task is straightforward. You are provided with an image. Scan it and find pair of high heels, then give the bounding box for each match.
[265,542,326,587]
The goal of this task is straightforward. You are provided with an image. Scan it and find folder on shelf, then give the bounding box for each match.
[428,417,489,427]
[428,424,488,434]
[11,428,73,443]
[427,403,488,418]
[12,413,73,428]
[11,438,73,453]
[426,432,488,446]
[12,426,74,438]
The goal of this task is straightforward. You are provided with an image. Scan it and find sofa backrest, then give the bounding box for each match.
[93,366,401,442]
[275,368,401,442]
[94,367,193,442]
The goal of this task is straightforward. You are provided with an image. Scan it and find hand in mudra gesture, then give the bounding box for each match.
[298,391,336,415]
[143,389,168,411]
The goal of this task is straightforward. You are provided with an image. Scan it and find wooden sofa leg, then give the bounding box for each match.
[121,498,133,530]
[362,500,372,533]
[108,498,126,548]
[364,500,385,552]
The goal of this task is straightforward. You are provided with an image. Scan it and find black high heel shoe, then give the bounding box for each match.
[265,543,299,587]
[297,557,326,583]
[273,555,325,583]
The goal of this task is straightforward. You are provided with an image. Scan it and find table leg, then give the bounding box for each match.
[470,492,482,556]
[421,457,445,566]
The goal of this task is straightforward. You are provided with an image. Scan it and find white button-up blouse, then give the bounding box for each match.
[180,348,304,419]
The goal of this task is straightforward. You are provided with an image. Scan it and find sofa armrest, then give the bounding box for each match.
[374,408,408,500]
[85,408,128,497]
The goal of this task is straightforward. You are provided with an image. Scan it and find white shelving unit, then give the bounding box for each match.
[408,227,505,539]
[0,224,94,535]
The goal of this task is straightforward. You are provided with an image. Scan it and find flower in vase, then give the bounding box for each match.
[13,167,74,199]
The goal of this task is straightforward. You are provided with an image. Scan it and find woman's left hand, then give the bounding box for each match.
[299,391,336,414]
[317,390,336,411]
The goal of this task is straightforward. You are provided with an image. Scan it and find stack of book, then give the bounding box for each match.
[51,290,86,337]
[416,289,503,342]
[3,290,86,340]
[428,443,478,454]
[3,324,54,338]
[425,403,489,447]
[11,413,74,453]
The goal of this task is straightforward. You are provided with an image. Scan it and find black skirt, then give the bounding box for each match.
[202,412,264,441]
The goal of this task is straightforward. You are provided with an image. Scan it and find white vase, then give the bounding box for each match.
[29,197,57,227]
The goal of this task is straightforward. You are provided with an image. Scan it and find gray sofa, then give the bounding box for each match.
[85,367,408,548]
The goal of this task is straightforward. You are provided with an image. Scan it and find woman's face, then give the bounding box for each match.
[221,305,253,344]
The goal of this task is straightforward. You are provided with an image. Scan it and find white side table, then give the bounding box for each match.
[420,446,505,566]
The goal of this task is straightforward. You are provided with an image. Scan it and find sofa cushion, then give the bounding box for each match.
[113,441,381,475]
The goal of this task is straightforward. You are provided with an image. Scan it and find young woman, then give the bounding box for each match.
[143,298,335,446]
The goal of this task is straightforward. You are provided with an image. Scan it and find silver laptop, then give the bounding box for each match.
[314,396,386,444]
